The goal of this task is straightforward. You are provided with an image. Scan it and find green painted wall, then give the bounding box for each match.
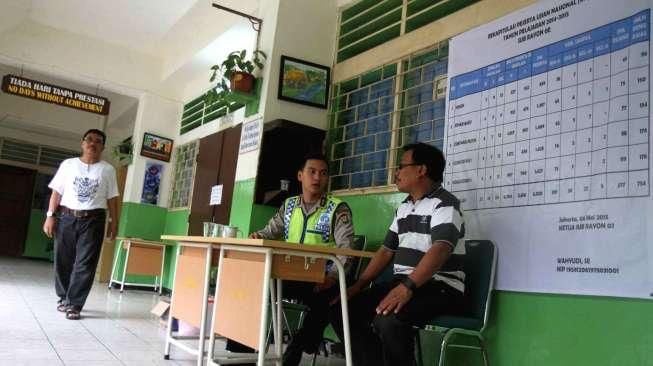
[229,178,257,235]
[249,204,278,233]
[111,202,168,287]
[331,191,653,366]
[112,203,189,290]
[23,209,54,261]
[161,209,190,288]
[130,180,653,365]
[117,202,168,240]
[336,191,404,244]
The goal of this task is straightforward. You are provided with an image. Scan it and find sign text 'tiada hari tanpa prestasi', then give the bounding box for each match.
[1,74,110,115]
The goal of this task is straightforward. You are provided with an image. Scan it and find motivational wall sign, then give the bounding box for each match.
[1,74,110,115]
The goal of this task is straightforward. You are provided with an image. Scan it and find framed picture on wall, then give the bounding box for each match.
[141,162,163,205]
[278,55,330,109]
[140,132,173,162]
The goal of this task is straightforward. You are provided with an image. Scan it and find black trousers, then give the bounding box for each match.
[54,212,106,310]
[329,275,464,366]
[226,280,340,354]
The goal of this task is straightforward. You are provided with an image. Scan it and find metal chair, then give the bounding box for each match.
[273,235,368,365]
[416,240,497,366]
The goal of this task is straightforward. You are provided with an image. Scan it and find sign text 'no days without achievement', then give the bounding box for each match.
[1,74,110,115]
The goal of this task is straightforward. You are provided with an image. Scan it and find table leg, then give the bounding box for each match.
[333,256,352,366]
[159,245,166,295]
[164,245,182,359]
[267,279,278,354]
[120,241,132,293]
[275,278,283,366]
[197,246,213,366]
[257,249,273,366]
[108,239,121,289]
[206,247,225,364]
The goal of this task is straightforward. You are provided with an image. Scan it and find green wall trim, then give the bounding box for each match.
[336,191,405,244]
[137,183,652,365]
[484,291,653,366]
[118,202,168,240]
[112,203,186,288]
[326,189,653,365]
[23,209,54,261]
[161,209,189,288]
[229,178,256,235]
[250,204,278,233]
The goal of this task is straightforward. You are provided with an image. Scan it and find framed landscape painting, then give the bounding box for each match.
[141,132,173,162]
[278,55,330,109]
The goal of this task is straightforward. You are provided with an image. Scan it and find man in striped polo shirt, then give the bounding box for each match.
[331,142,465,366]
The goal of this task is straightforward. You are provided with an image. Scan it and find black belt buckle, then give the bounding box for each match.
[62,207,100,218]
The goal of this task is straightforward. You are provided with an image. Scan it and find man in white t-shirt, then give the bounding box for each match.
[43,129,119,320]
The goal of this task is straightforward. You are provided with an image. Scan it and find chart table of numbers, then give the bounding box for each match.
[445,10,650,210]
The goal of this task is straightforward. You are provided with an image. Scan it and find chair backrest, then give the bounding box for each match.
[352,234,366,251]
[463,240,497,331]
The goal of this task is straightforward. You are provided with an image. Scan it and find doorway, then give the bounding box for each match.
[0,164,36,256]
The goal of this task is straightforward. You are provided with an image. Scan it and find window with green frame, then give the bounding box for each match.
[180,95,244,135]
[328,41,449,191]
[169,141,198,208]
[337,0,478,62]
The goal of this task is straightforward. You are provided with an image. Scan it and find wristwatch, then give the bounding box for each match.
[46,211,54,217]
[400,276,417,291]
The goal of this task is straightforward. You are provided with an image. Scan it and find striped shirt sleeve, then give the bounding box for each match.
[429,205,463,249]
[383,211,399,251]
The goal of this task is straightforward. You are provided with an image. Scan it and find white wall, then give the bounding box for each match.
[228,0,339,182]
[0,21,163,97]
[258,0,338,130]
[160,0,258,82]
[122,93,183,206]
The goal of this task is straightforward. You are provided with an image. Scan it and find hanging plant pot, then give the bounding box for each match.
[230,72,255,93]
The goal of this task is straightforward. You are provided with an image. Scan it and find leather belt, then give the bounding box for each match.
[59,206,105,218]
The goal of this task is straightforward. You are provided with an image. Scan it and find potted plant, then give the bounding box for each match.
[111,137,133,166]
[209,49,267,99]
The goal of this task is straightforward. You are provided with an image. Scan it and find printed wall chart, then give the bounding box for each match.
[445,0,652,298]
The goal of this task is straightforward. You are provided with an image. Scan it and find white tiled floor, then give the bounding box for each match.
[0,257,345,366]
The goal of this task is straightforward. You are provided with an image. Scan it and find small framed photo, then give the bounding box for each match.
[278,55,330,109]
[140,132,173,162]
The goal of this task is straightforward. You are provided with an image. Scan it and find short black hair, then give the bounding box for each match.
[299,152,329,172]
[402,143,445,182]
[82,129,106,145]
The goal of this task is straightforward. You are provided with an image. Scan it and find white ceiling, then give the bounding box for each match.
[0,63,139,140]
[0,0,262,57]
[0,0,264,142]
[2,0,199,56]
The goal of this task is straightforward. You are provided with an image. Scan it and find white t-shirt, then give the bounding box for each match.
[48,158,119,210]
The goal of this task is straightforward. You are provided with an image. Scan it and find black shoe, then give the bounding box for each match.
[283,341,304,366]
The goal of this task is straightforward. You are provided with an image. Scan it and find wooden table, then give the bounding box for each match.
[109,237,172,293]
[160,235,374,366]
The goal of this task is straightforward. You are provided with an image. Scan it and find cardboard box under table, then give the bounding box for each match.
[160,235,373,366]
[109,237,172,293]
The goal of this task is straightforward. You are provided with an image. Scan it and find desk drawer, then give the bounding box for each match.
[222,251,326,283]
[272,254,325,283]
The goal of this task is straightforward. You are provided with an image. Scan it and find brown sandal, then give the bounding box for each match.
[65,308,81,320]
[57,299,68,312]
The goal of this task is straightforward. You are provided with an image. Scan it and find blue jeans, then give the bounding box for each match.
[54,212,106,310]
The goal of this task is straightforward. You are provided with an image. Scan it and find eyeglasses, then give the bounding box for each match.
[397,162,421,170]
[83,137,104,144]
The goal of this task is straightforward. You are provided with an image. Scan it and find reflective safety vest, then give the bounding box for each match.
[282,195,343,245]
